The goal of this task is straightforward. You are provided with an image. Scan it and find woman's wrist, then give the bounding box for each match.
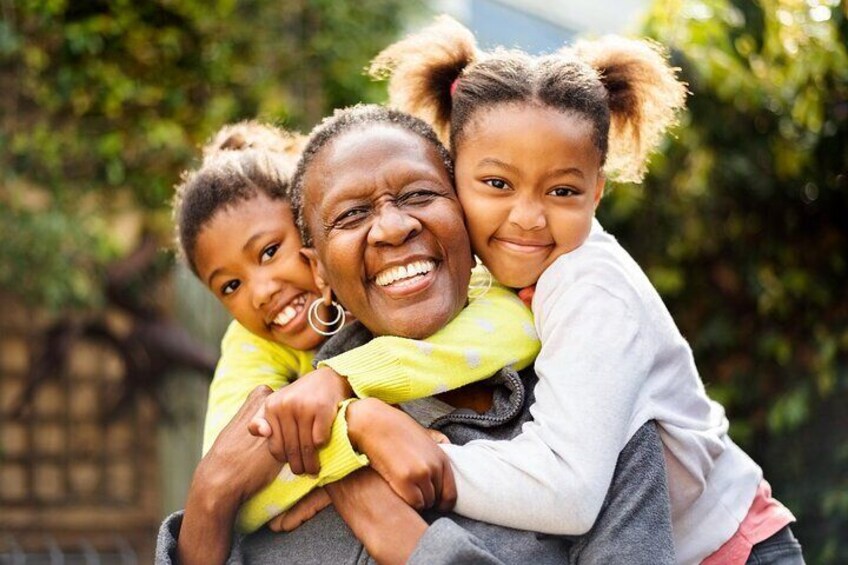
[189,456,245,515]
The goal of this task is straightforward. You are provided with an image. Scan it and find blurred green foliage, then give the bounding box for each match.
[0,0,422,310]
[600,0,846,561]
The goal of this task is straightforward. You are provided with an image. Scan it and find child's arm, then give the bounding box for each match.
[439,268,654,535]
[234,399,368,533]
[204,322,368,534]
[249,277,540,475]
[202,321,310,455]
[320,278,540,403]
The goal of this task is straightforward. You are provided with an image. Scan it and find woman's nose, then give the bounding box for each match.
[367,205,422,246]
[508,195,546,231]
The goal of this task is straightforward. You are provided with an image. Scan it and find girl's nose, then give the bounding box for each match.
[251,273,281,310]
[507,195,547,231]
[367,205,422,246]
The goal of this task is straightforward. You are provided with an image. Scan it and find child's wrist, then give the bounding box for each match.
[344,397,382,452]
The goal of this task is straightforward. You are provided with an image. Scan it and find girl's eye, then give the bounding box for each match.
[548,187,579,197]
[260,244,278,263]
[484,178,509,190]
[221,280,240,296]
[260,243,280,263]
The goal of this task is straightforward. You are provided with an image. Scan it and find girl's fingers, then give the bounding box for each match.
[299,414,320,475]
[280,411,305,475]
[312,409,334,448]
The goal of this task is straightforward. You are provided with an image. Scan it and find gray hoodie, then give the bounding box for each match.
[156,322,674,564]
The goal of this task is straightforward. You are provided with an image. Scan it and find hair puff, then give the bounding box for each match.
[369,15,477,145]
[572,37,688,182]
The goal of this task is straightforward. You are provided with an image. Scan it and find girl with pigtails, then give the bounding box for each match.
[369,15,802,565]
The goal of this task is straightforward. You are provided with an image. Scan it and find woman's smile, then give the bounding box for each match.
[302,124,473,339]
[373,257,439,297]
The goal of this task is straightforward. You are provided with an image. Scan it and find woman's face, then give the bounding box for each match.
[302,125,473,339]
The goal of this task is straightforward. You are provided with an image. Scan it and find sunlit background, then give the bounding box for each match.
[1,0,846,562]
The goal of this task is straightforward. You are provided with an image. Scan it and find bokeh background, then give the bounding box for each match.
[1,0,845,562]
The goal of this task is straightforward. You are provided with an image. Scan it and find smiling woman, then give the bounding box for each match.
[298,123,474,339]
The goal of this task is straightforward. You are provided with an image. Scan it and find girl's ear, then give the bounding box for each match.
[593,172,606,210]
[300,247,333,305]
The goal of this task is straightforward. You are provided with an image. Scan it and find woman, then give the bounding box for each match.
[157,106,674,564]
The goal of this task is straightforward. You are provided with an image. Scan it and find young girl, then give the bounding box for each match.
[369,16,802,564]
[172,120,540,533]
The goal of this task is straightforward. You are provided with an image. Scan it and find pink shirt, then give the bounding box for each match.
[702,480,795,565]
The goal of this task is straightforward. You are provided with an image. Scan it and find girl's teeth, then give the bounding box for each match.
[273,295,307,327]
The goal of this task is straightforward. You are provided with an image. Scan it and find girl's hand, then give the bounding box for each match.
[248,367,353,475]
[345,398,457,512]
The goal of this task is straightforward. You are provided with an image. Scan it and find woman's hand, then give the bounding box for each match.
[266,487,332,532]
[326,468,429,565]
[346,398,457,512]
[249,367,353,475]
[178,385,282,565]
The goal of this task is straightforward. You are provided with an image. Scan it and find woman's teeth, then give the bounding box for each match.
[273,294,307,327]
[375,260,436,287]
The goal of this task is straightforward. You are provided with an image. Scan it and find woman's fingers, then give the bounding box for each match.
[425,429,450,444]
[269,488,332,532]
[418,469,436,509]
[438,457,457,512]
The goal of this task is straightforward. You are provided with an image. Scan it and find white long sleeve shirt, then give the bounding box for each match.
[442,219,762,564]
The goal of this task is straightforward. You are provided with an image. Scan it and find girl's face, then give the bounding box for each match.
[302,125,473,339]
[193,194,325,351]
[455,104,606,288]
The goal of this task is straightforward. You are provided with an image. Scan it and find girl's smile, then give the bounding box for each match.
[193,195,325,351]
[455,104,606,288]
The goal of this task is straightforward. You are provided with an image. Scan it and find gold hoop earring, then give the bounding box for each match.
[468,264,493,300]
[307,298,346,336]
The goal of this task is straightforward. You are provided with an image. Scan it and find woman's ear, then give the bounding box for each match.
[300,247,333,305]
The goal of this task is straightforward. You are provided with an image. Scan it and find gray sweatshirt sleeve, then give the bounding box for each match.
[407,518,506,565]
[155,511,182,565]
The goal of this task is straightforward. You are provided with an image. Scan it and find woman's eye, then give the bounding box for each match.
[484,178,509,190]
[335,207,368,227]
[261,244,280,263]
[221,280,240,296]
[549,187,578,197]
[400,190,437,205]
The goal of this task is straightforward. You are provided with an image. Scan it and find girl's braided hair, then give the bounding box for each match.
[172,121,306,275]
[289,104,454,247]
[369,15,687,183]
